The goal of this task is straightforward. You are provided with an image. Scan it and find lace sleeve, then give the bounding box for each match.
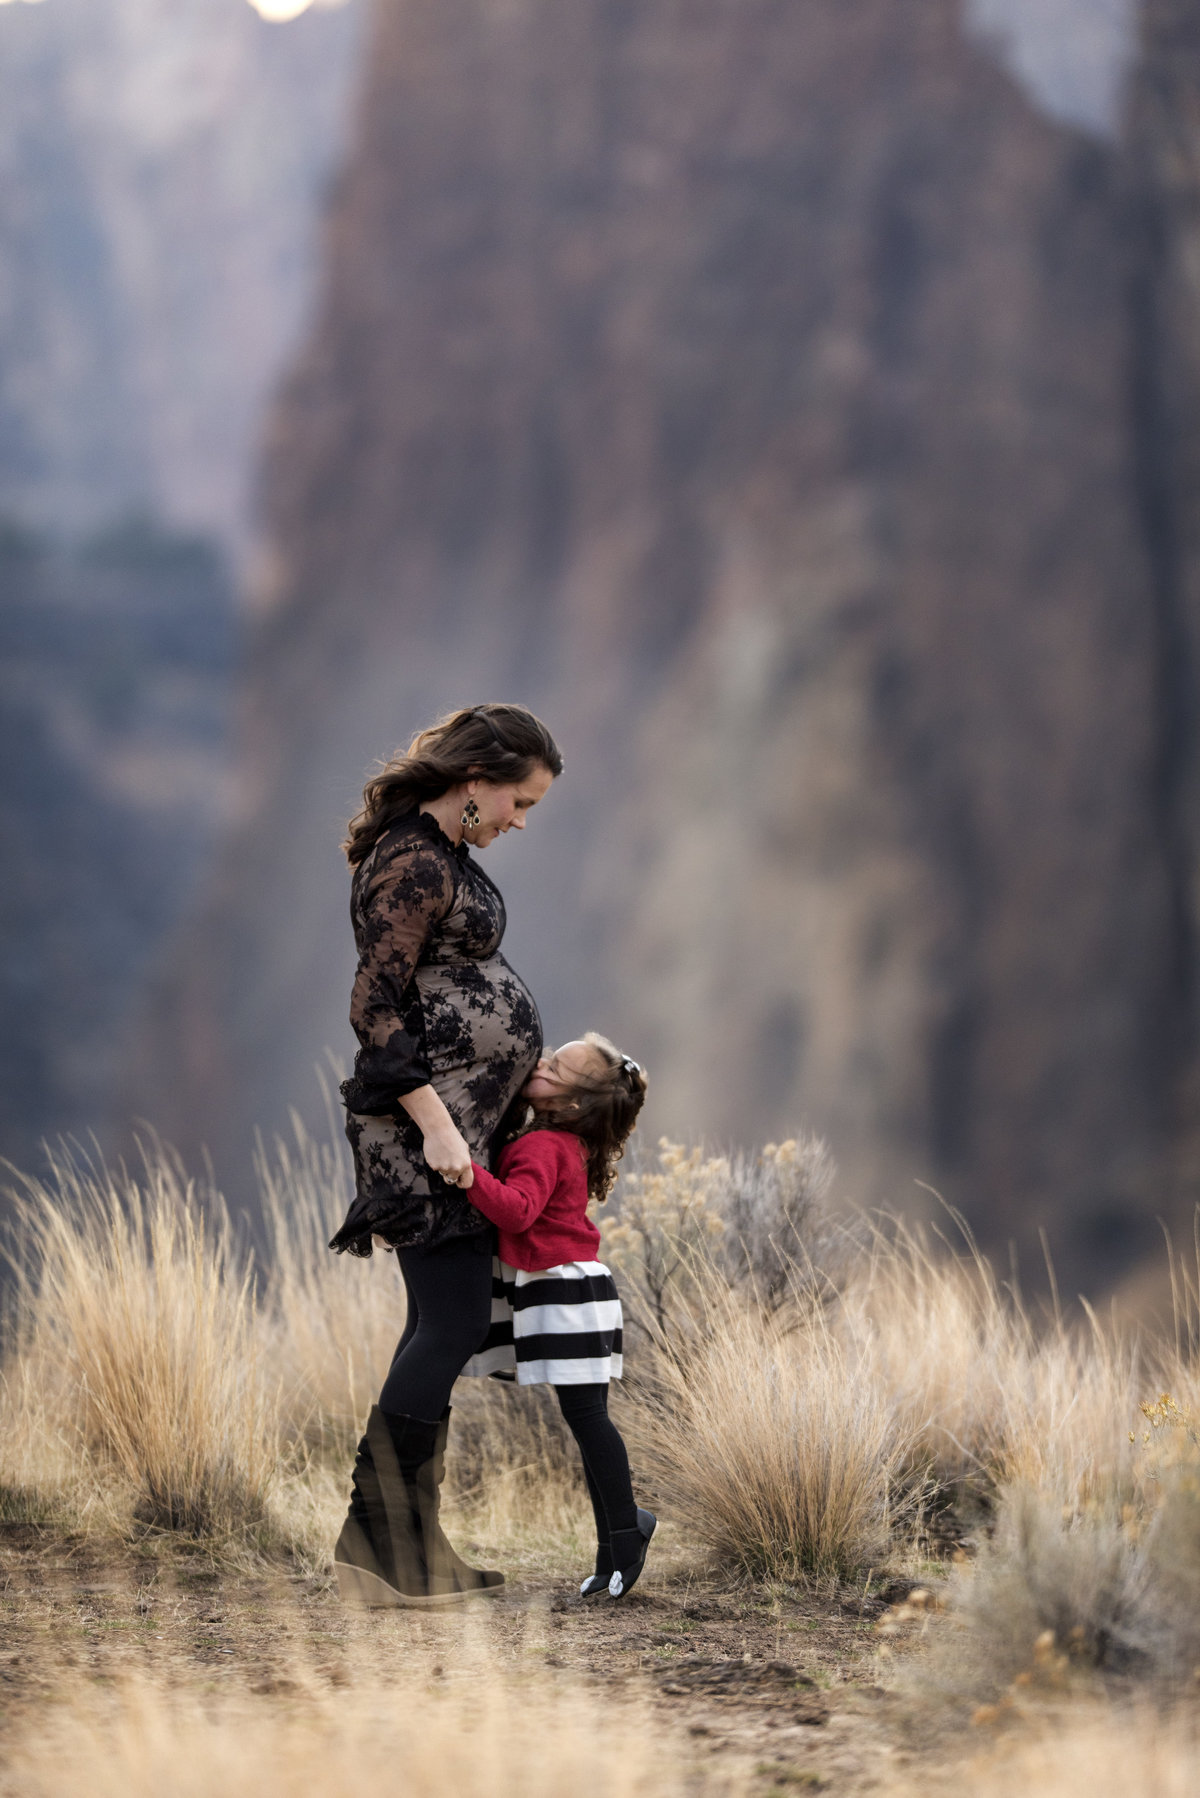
[343,842,456,1110]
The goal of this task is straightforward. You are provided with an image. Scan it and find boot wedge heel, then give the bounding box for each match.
[335,1558,504,1609]
[333,1559,404,1608]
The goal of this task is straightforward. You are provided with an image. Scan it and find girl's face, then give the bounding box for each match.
[523,1040,604,1111]
[463,765,554,848]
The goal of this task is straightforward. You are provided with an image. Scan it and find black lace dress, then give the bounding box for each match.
[329,809,542,1256]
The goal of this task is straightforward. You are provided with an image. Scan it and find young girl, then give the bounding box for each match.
[462,1032,654,1599]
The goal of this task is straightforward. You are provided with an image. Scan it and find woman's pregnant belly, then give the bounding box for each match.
[415,954,542,1149]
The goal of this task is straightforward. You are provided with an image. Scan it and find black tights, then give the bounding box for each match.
[555,1383,637,1544]
[379,1237,494,1423]
[378,1241,636,1547]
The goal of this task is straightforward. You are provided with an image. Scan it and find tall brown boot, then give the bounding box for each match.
[416,1407,504,1594]
[333,1408,502,1608]
[333,1406,421,1607]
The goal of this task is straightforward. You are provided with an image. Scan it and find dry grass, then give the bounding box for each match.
[896,1390,1200,1708]
[2,1143,282,1542]
[602,1151,1200,1693]
[884,1705,1200,1797]
[836,1218,1149,1511]
[441,1378,590,1549]
[257,1111,407,1451]
[3,1111,1200,1726]
[630,1278,905,1579]
[0,1126,595,1568]
[7,1121,1200,1798]
[5,1645,747,1798]
[837,1220,1035,1495]
[845,1226,1200,1706]
[0,1352,82,1526]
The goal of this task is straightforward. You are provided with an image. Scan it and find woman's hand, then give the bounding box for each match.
[422,1120,474,1188]
[397,1085,474,1188]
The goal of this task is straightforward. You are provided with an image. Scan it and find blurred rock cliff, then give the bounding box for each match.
[0,0,363,548]
[0,0,362,1174]
[125,0,1200,1294]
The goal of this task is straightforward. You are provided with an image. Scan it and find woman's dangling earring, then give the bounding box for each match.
[460,797,481,832]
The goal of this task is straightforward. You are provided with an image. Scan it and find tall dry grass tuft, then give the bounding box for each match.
[8,1650,746,1798]
[257,1110,406,1451]
[837,1219,1033,1495]
[630,1277,905,1580]
[838,1219,1148,1510]
[3,1143,281,1538]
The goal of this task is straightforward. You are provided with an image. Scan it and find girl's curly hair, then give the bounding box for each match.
[344,703,562,866]
[510,1032,648,1204]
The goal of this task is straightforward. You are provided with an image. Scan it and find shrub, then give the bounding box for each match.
[599,1140,731,1335]
[923,1482,1150,1705]
[601,1131,843,1332]
[883,1705,1200,1798]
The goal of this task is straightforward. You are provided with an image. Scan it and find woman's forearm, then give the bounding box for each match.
[399,1086,473,1185]
[398,1084,455,1134]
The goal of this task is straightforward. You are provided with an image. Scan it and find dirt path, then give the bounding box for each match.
[0,1522,931,1793]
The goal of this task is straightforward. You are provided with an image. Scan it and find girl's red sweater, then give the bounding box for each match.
[467,1130,599,1271]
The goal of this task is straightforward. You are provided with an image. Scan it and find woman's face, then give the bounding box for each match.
[465,764,554,848]
[523,1040,604,1109]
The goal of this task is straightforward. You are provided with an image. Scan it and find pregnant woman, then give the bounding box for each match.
[328,703,562,1607]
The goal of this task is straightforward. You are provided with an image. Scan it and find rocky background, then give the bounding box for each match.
[0,516,236,1170]
[0,0,362,1174]
[7,0,1200,1299]
[0,0,362,549]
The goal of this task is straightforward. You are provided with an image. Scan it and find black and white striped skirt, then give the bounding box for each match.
[462,1257,624,1386]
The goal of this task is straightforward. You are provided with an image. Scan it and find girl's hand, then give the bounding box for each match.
[421,1120,474,1188]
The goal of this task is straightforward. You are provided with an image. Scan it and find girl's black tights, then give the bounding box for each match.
[555,1382,637,1545]
[379,1236,494,1422]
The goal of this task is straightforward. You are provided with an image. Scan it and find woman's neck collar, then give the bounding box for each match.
[419,797,464,848]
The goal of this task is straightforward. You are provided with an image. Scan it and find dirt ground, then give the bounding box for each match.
[0,1520,942,1794]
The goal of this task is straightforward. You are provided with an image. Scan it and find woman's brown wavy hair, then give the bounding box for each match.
[344,704,563,866]
[515,1033,648,1204]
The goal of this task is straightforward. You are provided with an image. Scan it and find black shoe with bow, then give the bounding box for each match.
[606,1508,657,1600]
[579,1507,656,1598]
